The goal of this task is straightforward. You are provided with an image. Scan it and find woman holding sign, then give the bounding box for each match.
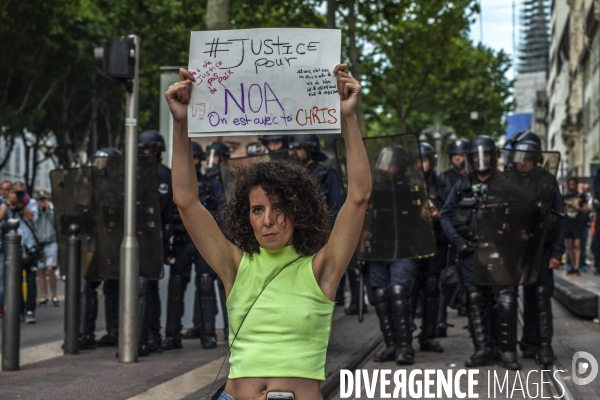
[165,64,370,400]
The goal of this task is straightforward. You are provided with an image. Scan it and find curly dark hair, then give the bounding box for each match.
[222,160,332,256]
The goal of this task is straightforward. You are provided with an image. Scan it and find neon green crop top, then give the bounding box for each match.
[226,245,335,380]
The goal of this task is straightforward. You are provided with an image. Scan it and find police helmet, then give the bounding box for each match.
[374,144,408,174]
[447,138,469,155]
[191,142,204,159]
[507,130,541,148]
[94,147,122,157]
[289,134,327,162]
[512,139,543,165]
[246,142,268,156]
[418,142,437,171]
[260,135,289,150]
[138,130,166,153]
[206,141,231,159]
[467,135,496,172]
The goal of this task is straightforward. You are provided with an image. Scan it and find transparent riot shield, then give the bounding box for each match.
[219,149,298,202]
[92,155,163,280]
[336,133,436,260]
[50,167,99,280]
[473,149,561,285]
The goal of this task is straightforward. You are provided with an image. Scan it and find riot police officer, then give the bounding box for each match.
[511,138,565,365]
[181,141,229,348]
[138,130,175,354]
[410,142,449,353]
[163,141,225,350]
[260,135,289,153]
[289,134,347,306]
[438,138,470,327]
[440,138,469,188]
[80,147,122,350]
[367,144,423,365]
[441,136,520,370]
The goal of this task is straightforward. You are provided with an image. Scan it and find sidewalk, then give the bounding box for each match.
[0,306,381,400]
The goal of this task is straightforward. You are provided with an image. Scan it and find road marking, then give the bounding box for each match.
[128,356,229,399]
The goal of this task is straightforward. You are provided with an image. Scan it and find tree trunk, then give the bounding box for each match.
[206,0,230,30]
[327,0,336,29]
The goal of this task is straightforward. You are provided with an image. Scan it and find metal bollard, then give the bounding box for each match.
[64,224,81,355]
[2,219,21,371]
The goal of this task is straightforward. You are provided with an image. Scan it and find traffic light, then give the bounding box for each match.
[94,36,136,87]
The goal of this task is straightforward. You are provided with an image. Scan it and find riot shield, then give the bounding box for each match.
[219,149,298,202]
[50,167,99,280]
[92,155,163,280]
[336,133,436,260]
[473,149,561,285]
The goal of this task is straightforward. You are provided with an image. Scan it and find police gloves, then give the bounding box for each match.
[454,236,476,256]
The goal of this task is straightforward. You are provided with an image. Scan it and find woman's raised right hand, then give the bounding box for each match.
[165,68,196,122]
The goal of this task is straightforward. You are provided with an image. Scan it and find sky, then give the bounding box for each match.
[469,0,518,79]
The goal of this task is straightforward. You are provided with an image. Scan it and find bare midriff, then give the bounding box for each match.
[224,377,322,400]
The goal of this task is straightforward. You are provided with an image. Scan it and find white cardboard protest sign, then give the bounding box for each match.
[187,28,341,137]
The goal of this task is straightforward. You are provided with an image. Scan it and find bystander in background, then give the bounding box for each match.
[0,180,13,318]
[35,190,59,306]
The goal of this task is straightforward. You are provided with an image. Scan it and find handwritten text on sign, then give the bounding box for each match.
[187,28,341,137]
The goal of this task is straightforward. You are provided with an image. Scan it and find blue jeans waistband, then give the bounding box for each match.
[218,391,235,400]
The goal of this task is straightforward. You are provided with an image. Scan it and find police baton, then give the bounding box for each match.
[2,219,21,371]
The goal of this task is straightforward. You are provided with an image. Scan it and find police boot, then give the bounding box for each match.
[436,293,448,338]
[137,277,150,357]
[146,281,163,353]
[98,280,119,347]
[80,281,99,350]
[217,279,229,341]
[519,286,537,359]
[182,288,201,339]
[419,276,444,353]
[345,268,368,316]
[464,286,492,368]
[163,274,186,351]
[497,289,520,370]
[198,273,218,349]
[389,285,414,365]
[535,285,555,366]
[371,287,396,362]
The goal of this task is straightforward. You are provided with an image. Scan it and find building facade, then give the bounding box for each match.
[0,134,55,196]
[545,0,600,178]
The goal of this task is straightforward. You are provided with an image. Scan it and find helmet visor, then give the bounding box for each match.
[471,146,491,172]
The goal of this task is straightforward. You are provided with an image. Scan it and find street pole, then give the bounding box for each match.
[119,33,140,363]
[2,220,21,371]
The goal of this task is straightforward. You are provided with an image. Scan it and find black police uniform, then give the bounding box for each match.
[164,172,224,350]
[520,180,565,364]
[441,171,520,370]
[439,168,464,188]
[144,161,175,352]
[412,171,449,352]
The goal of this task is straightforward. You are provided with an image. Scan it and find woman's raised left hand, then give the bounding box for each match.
[333,64,361,117]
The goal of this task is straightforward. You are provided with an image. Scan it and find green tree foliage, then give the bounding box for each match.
[1,0,511,176]
[336,1,512,143]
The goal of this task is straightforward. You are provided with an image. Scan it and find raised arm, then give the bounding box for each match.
[313,64,371,300]
[166,69,242,292]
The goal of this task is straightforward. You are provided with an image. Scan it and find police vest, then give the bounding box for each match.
[451,172,488,242]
